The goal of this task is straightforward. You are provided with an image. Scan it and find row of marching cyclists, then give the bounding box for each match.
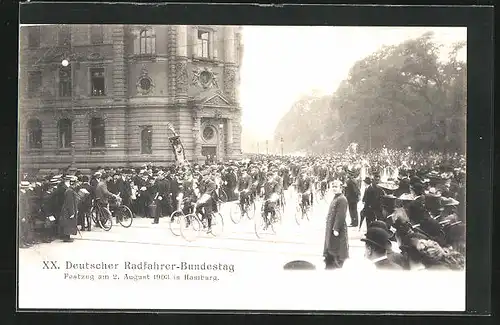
[19,149,466,271]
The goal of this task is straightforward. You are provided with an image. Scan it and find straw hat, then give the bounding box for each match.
[398,193,416,201]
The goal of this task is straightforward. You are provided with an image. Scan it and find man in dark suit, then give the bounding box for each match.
[323,180,349,269]
[362,172,385,227]
[345,170,360,227]
[361,226,403,270]
[154,171,170,219]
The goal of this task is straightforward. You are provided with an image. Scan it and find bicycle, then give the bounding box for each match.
[90,199,113,231]
[295,192,312,226]
[109,196,134,228]
[179,200,224,242]
[254,197,282,239]
[169,197,194,237]
[229,189,256,224]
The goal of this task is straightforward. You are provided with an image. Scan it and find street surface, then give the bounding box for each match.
[18,189,465,311]
[20,191,369,271]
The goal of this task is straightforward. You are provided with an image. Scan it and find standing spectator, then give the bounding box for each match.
[323,180,349,269]
[344,170,360,227]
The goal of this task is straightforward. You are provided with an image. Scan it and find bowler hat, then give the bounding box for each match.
[361,227,392,250]
[283,260,316,270]
[370,220,395,238]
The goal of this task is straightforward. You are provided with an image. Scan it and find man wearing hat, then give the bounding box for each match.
[297,167,314,212]
[196,169,217,233]
[94,173,121,225]
[323,179,349,269]
[361,226,403,270]
[19,181,35,248]
[369,221,406,268]
[262,171,280,224]
[345,169,360,227]
[361,172,384,227]
[59,175,80,242]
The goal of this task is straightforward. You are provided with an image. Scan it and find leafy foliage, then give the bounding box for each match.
[275,32,466,154]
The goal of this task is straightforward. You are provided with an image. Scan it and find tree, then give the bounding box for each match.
[275,32,467,154]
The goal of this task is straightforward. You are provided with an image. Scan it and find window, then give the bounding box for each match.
[136,28,156,55]
[90,25,104,44]
[26,119,42,149]
[27,71,42,96]
[90,68,105,96]
[203,126,215,141]
[57,25,71,46]
[59,66,72,97]
[141,126,153,154]
[28,26,41,48]
[90,118,105,147]
[58,119,72,149]
[198,30,210,58]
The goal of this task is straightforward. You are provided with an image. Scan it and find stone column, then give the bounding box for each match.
[111,25,128,159]
[175,25,188,103]
[224,26,236,64]
[226,118,233,156]
[112,25,127,103]
[192,110,202,163]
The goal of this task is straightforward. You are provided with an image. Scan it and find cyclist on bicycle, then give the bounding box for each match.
[94,173,121,224]
[196,170,217,233]
[178,171,197,216]
[318,163,330,194]
[262,171,280,224]
[297,167,314,209]
[237,167,252,215]
[249,164,261,200]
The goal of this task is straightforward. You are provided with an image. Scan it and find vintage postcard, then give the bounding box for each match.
[18,24,467,311]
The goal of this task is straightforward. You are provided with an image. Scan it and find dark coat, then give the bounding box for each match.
[374,257,404,270]
[59,187,78,236]
[324,193,349,261]
[345,178,360,203]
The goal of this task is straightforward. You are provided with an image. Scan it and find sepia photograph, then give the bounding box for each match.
[18,23,467,311]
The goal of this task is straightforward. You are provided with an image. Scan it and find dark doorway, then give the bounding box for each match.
[202,146,217,163]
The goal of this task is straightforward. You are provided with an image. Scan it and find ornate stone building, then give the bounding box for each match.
[19,25,243,171]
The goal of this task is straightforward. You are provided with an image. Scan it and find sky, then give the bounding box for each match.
[239,26,467,145]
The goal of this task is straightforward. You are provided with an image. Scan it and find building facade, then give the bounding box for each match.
[19,25,243,171]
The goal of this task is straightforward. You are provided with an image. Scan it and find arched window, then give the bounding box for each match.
[26,119,42,149]
[58,118,72,149]
[134,28,156,55]
[90,117,105,147]
[141,126,153,154]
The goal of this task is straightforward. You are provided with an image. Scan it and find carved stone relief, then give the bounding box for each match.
[136,67,155,95]
[175,61,188,94]
[223,67,236,101]
[192,67,219,90]
[205,95,228,106]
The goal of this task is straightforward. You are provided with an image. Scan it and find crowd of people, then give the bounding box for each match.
[18,147,466,271]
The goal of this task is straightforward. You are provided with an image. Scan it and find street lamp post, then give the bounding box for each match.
[266,140,269,155]
[280,137,284,156]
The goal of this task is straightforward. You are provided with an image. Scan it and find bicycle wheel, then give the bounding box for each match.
[180,214,202,242]
[219,189,228,203]
[90,206,98,225]
[209,212,224,237]
[247,200,256,220]
[169,210,184,237]
[98,207,113,231]
[294,203,303,226]
[229,202,242,224]
[117,206,134,228]
[254,212,267,239]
